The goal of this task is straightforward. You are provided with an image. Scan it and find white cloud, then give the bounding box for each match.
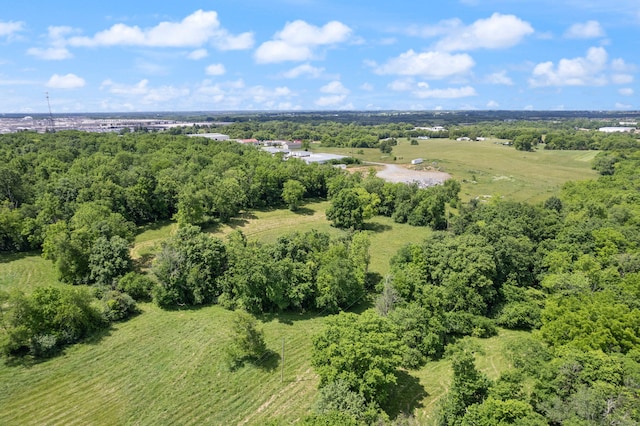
[27,47,73,60]
[486,71,513,85]
[529,47,609,87]
[612,74,634,84]
[194,79,296,110]
[282,63,325,78]
[315,94,347,106]
[101,79,150,95]
[360,83,374,91]
[320,80,349,94]
[487,100,500,108]
[27,26,76,60]
[615,102,632,109]
[406,18,462,38]
[619,88,634,96]
[46,73,86,89]
[388,79,415,91]
[254,20,351,63]
[67,10,253,50]
[205,63,226,76]
[433,13,534,51]
[101,78,189,104]
[373,49,474,79]
[0,21,24,38]
[188,48,208,60]
[564,20,605,39]
[413,85,477,99]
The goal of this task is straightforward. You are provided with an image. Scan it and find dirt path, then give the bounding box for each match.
[368,162,451,187]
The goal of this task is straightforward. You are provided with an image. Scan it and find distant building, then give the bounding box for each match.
[456,137,471,141]
[189,133,230,140]
[411,158,424,165]
[598,127,635,133]
[283,141,303,150]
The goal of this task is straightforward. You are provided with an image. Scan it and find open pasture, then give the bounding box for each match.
[321,138,598,203]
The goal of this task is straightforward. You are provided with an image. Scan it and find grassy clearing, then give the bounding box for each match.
[0,303,326,425]
[0,298,525,425]
[0,251,62,293]
[321,138,598,204]
[411,329,528,425]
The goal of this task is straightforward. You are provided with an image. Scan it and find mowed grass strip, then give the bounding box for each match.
[321,138,598,204]
[0,304,326,426]
[0,251,62,293]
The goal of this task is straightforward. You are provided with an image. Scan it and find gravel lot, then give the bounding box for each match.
[373,163,451,187]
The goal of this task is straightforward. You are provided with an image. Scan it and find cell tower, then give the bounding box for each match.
[45,92,55,132]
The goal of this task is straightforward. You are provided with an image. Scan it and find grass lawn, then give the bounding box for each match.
[0,297,525,425]
[0,303,326,425]
[320,138,598,204]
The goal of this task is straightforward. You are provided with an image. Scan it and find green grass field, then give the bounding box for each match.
[321,138,598,204]
[0,140,598,424]
[0,294,525,425]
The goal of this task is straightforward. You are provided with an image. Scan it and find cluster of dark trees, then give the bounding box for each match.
[0,130,343,253]
[306,150,640,424]
[152,226,370,315]
[325,170,461,230]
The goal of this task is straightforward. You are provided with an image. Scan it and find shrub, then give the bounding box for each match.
[116,272,154,301]
[101,291,139,322]
[2,286,106,358]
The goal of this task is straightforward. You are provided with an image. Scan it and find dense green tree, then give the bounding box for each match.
[222,310,268,369]
[152,225,227,307]
[312,310,404,405]
[282,179,306,211]
[88,236,132,288]
[437,341,491,425]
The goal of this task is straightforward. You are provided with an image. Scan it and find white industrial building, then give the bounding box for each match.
[598,127,635,133]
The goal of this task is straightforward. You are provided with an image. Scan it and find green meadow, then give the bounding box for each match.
[320,138,598,203]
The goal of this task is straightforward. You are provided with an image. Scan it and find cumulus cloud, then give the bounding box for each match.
[564,20,605,39]
[360,83,374,91]
[195,79,296,110]
[612,74,634,84]
[388,79,415,91]
[373,49,474,79]
[27,26,76,60]
[315,95,348,107]
[0,21,24,38]
[529,47,609,87]
[485,71,514,85]
[101,78,189,104]
[254,20,352,63]
[413,85,477,99]
[205,63,226,76]
[282,63,325,78]
[188,48,208,60]
[429,13,533,51]
[615,102,632,109]
[487,100,500,108]
[619,88,634,96]
[320,80,349,94]
[46,73,86,89]
[27,47,73,60]
[67,10,253,50]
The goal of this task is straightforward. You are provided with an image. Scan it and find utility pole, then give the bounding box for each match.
[45,92,55,132]
[281,338,285,383]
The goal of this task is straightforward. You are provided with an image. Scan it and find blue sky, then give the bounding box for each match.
[1,0,638,113]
